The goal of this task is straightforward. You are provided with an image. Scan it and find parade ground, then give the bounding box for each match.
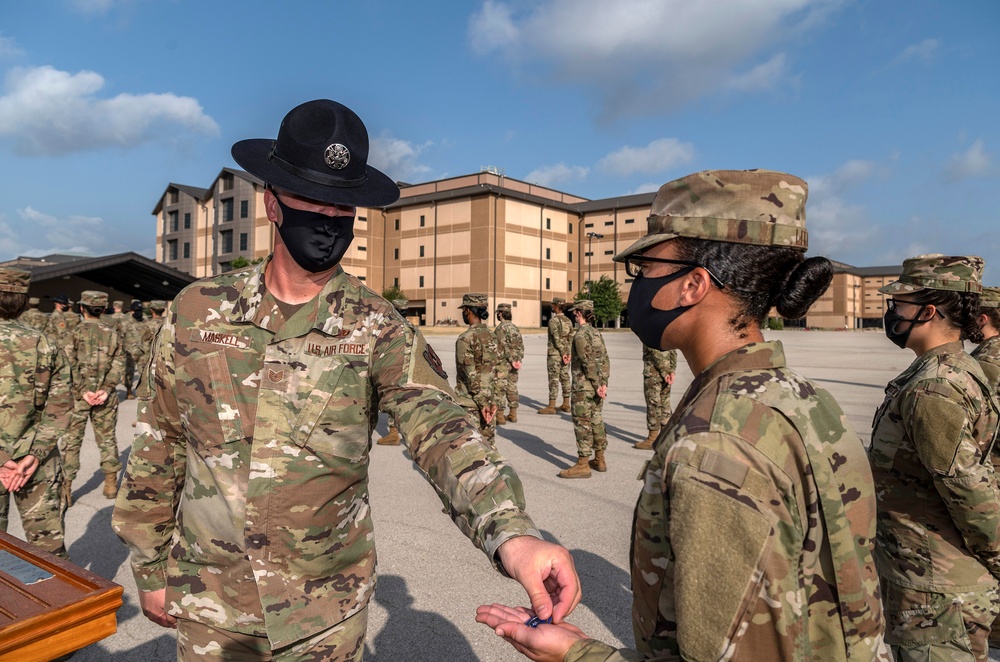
[9,328,999,661]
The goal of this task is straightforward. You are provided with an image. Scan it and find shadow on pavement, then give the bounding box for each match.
[573,548,635,648]
[67,504,129,581]
[498,427,576,467]
[366,574,479,661]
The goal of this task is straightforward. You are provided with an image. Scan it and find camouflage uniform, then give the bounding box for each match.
[869,256,1000,662]
[62,290,125,489]
[494,303,524,420]
[455,293,500,445]
[566,170,889,660]
[569,302,609,459]
[972,287,1000,395]
[377,298,409,446]
[642,346,676,432]
[0,269,72,557]
[17,297,48,332]
[111,262,537,649]
[544,298,572,409]
[44,296,80,353]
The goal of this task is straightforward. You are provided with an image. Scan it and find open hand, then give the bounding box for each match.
[476,603,587,662]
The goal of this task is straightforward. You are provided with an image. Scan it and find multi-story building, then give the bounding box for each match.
[152,169,899,329]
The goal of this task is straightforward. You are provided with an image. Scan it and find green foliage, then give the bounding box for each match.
[767,317,785,330]
[577,275,625,326]
[229,256,251,269]
[381,284,407,302]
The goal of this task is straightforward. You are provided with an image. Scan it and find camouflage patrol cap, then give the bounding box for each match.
[0,267,30,294]
[878,254,983,295]
[28,297,40,306]
[80,290,109,307]
[979,286,1000,309]
[150,300,167,310]
[113,300,123,308]
[459,293,488,308]
[392,298,408,311]
[568,299,594,313]
[613,169,809,262]
[551,297,566,306]
[496,303,512,313]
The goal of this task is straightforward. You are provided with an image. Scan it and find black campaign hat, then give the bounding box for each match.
[231,100,400,207]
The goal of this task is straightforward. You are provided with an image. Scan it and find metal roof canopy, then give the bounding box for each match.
[24,252,195,300]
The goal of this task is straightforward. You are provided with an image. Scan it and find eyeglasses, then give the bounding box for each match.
[885,298,916,312]
[624,255,725,288]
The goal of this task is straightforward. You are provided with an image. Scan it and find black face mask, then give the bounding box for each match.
[274,195,355,273]
[883,305,930,349]
[627,267,694,350]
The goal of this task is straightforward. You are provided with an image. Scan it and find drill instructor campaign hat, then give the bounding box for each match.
[232,100,400,208]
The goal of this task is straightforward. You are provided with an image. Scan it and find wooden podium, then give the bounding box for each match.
[0,531,123,661]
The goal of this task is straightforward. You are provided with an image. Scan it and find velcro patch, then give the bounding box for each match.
[699,449,749,488]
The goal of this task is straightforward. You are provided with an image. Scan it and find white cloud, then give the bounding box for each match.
[945,139,991,180]
[525,163,589,187]
[805,160,878,259]
[0,65,219,156]
[598,138,695,177]
[629,182,662,195]
[0,35,24,59]
[468,0,837,117]
[809,159,875,195]
[0,206,113,258]
[369,134,433,183]
[891,38,940,66]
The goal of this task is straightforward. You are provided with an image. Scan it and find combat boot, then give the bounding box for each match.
[103,472,118,499]
[377,427,401,446]
[589,450,607,472]
[537,400,558,415]
[558,457,591,479]
[558,397,571,413]
[507,408,518,423]
[496,411,506,425]
[634,428,659,450]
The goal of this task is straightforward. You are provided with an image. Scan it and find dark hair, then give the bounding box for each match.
[982,306,1000,331]
[580,310,597,325]
[673,237,833,338]
[466,306,488,321]
[0,292,28,320]
[497,309,512,321]
[910,288,983,343]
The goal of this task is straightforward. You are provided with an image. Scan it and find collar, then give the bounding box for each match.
[685,341,787,401]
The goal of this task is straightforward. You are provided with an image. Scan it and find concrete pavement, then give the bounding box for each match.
[7,329,999,660]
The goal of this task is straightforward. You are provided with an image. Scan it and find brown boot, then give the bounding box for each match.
[634,428,659,450]
[377,427,401,446]
[588,450,607,472]
[558,457,592,479]
[496,411,506,425]
[558,397,571,413]
[537,400,558,415]
[103,472,118,499]
[507,408,517,423]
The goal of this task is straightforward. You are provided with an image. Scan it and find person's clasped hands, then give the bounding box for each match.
[0,455,39,493]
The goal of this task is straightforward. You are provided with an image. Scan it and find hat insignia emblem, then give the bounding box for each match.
[324,143,351,170]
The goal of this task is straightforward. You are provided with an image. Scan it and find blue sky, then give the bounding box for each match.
[1,0,998,279]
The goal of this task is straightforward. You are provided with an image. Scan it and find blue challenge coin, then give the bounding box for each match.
[525,616,552,628]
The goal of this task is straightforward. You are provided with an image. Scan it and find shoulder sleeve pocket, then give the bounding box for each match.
[671,469,776,662]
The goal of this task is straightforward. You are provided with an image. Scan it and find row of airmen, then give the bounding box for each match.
[0,281,166,561]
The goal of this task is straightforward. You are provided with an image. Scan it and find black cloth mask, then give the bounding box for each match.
[274,195,355,273]
[627,267,694,350]
[883,305,930,349]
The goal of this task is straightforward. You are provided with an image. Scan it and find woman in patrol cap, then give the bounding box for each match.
[869,254,1000,662]
[477,169,888,661]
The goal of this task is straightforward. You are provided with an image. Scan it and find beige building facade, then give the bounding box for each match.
[153,170,898,329]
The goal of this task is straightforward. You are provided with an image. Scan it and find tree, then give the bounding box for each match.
[576,275,624,327]
[381,284,407,303]
[229,256,251,269]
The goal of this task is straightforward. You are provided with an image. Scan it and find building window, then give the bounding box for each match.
[394,218,400,231]
[394,248,399,260]
[545,278,551,290]
[183,242,190,259]
[569,223,573,234]
[546,218,551,230]
[167,239,178,261]
[605,221,614,227]
[168,189,178,204]
[393,277,399,287]
[221,172,234,191]
[357,245,367,252]
[625,278,634,284]
[569,252,573,263]
[419,245,425,257]
[168,210,178,232]
[604,250,614,255]
[625,218,635,224]
[419,276,425,287]
[184,212,191,229]
[569,280,573,291]
[358,275,366,281]
[358,216,366,223]
[442,301,447,307]
[240,233,248,251]
[420,215,425,227]
[240,200,249,218]
[584,223,593,228]
[222,198,234,222]
[545,248,551,260]
[220,229,233,254]
[585,251,593,257]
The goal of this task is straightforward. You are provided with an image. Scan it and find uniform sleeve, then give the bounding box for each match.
[29,336,72,460]
[576,330,602,388]
[512,327,524,363]
[556,318,573,356]
[112,311,186,593]
[101,331,125,393]
[457,332,488,411]
[904,383,1000,579]
[375,322,538,564]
